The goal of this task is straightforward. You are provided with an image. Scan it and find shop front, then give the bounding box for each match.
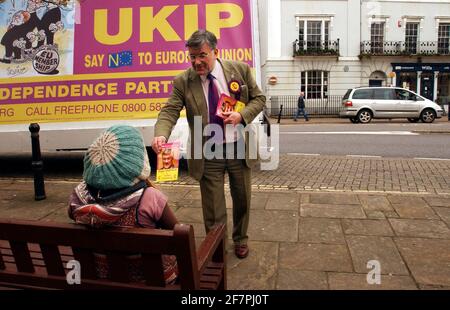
[392,63,450,105]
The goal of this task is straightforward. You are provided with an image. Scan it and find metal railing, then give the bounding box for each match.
[360,41,450,56]
[293,39,340,56]
[267,95,344,118]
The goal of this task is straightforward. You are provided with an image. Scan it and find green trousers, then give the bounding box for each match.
[199,155,252,245]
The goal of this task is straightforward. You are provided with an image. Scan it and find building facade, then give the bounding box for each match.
[258,0,450,107]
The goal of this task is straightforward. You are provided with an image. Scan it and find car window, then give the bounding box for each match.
[373,88,395,100]
[407,91,424,101]
[352,89,373,99]
[395,89,414,100]
[343,89,352,100]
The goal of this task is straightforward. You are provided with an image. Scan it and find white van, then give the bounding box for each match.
[340,87,444,123]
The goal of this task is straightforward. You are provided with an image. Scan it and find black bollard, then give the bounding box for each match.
[29,123,46,200]
[448,103,450,121]
[277,104,283,124]
[263,111,271,137]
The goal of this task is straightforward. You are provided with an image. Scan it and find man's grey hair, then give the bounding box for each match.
[186,29,217,49]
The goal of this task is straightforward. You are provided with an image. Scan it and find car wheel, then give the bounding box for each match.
[349,117,359,123]
[420,109,436,123]
[407,118,420,123]
[357,110,372,123]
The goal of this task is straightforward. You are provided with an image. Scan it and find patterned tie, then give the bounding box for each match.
[207,73,224,129]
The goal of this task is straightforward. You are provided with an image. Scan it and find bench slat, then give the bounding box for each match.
[10,241,34,273]
[0,248,5,270]
[106,252,130,283]
[200,274,220,283]
[72,248,97,279]
[200,282,217,290]
[141,254,165,287]
[0,221,175,253]
[173,224,199,289]
[40,244,66,276]
[203,267,222,276]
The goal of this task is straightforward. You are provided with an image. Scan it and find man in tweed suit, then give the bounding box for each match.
[152,30,265,259]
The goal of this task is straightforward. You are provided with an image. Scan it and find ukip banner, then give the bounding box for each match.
[0,0,254,125]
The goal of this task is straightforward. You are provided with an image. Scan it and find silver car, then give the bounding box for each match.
[340,87,444,123]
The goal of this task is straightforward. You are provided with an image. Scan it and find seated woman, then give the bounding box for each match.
[68,125,178,284]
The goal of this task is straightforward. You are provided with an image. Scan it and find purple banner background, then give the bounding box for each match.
[74,0,253,74]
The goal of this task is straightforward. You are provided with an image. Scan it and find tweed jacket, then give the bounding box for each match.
[154,59,266,181]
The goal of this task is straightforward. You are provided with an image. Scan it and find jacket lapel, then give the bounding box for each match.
[188,69,208,125]
[219,59,237,100]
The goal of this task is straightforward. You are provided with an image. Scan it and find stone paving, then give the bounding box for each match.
[169,154,450,194]
[1,117,449,289]
[1,178,449,290]
[2,153,449,194]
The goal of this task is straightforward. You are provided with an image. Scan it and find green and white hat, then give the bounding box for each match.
[83,125,151,190]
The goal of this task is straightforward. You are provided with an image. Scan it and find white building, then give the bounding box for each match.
[257,0,450,108]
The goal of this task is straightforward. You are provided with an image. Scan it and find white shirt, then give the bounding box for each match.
[200,60,230,119]
[200,60,238,143]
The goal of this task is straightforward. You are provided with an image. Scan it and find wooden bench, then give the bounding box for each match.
[0,219,226,290]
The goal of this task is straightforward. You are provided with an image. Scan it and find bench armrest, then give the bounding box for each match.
[196,223,226,273]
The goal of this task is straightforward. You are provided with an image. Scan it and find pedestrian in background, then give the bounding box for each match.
[294,91,309,121]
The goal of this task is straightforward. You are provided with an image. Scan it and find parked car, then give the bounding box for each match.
[340,87,444,123]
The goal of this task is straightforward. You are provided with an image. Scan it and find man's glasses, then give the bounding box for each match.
[189,52,210,61]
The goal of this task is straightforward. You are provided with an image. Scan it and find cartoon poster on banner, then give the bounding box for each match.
[0,0,254,125]
[0,0,75,77]
[156,142,180,182]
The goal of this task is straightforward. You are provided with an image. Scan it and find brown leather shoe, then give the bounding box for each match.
[234,244,249,259]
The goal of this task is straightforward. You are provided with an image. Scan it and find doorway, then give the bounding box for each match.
[420,73,434,100]
[369,79,382,87]
[369,70,386,87]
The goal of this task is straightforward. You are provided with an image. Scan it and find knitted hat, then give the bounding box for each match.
[83,125,151,190]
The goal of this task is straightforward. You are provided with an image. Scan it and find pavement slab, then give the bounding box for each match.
[227,241,278,290]
[265,192,299,211]
[298,218,345,244]
[174,207,204,223]
[300,203,366,219]
[424,196,450,208]
[358,195,394,212]
[251,192,269,210]
[173,199,202,210]
[342,219,395,236]
[433,207,450,227]
[248,210,299,242]
[346,235,409,275]
[364,210,387,219]
[309,193,361,205]
[328,273,418,290]
[418,284,450,290]
[161,188,190,204]
[388,196,439,219]
[279,242,353,272]
[40,204,72,223]
[395,238,450,287]
[0,200,63,221]
[276,269,329,290]
[389,219,450,239]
